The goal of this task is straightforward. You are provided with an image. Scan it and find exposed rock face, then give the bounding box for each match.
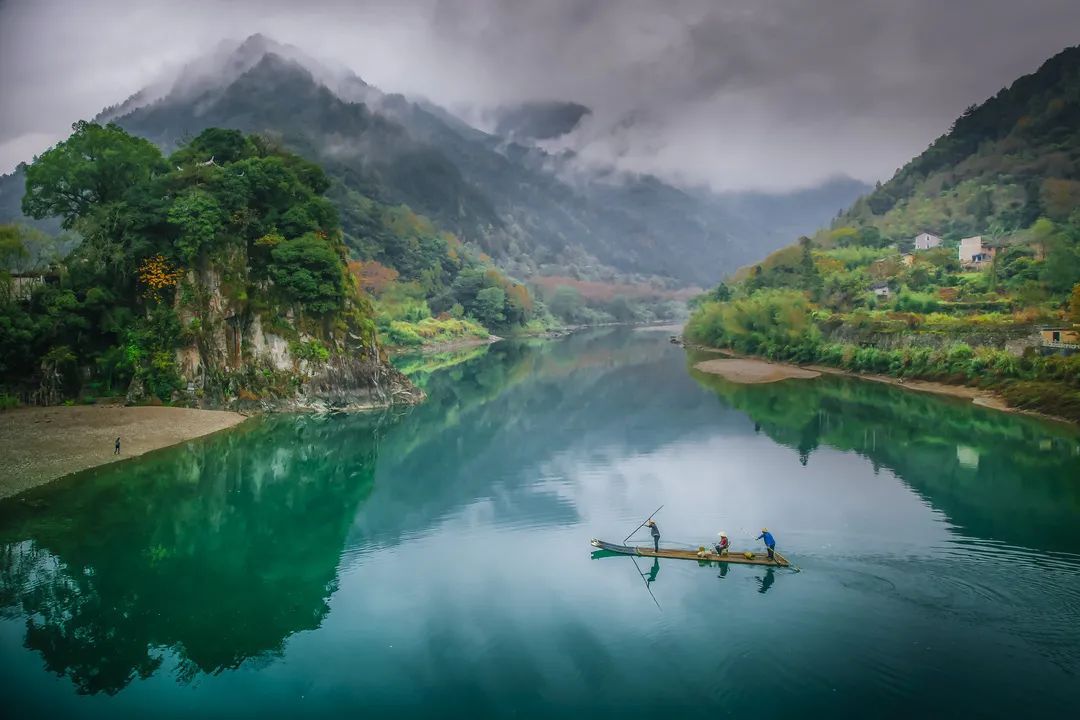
[285,355,423,412]
[169,266,423,413]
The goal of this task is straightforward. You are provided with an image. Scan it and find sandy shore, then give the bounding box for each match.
[0,405,247,499]
[694,358,821,383]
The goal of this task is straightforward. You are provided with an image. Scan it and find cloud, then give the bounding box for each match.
[1,0,1078,190]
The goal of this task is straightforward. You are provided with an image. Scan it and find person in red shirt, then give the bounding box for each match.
[714,531,729,556]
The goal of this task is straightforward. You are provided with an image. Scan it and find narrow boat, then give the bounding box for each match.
[590,538,789,567]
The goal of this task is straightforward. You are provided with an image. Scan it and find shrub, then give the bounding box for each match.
[386,321,424,346]
[145,350,183,401]
[289,339,331,364]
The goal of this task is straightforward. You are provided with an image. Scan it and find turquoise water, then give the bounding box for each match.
[2,328,1079,717]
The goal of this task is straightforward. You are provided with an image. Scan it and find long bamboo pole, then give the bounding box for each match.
[623,505,664,543]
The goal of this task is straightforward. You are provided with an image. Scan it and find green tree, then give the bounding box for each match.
[1036,218,1080,293]
[22,121,165,228]
[798,236,821,297]
[168,189,225,262]
[0,225,28,271]
[548,285,583,321]
[708,282,732,302]
[269,233,347,315]
[472,286,506,327]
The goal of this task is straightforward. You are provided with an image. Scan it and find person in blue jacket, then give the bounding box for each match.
[757,527,776,560]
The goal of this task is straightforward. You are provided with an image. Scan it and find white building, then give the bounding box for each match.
[914,232,942,250]
[871,282,891,298]
[959,236,990,265]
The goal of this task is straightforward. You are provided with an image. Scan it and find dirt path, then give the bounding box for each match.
[0,405,247,499]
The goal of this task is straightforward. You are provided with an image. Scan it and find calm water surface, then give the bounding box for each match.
[2,329,1079,718]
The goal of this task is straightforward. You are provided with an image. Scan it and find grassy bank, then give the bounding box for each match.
[685,319,1080,423]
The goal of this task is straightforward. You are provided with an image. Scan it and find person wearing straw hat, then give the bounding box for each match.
[713,531,729,556]
[646,520,660,552]
[756,527,776,560]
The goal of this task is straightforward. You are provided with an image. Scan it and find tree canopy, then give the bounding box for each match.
[2,123,360,404]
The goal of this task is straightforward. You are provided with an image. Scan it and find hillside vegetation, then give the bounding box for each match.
[0,123,418,408]
[687,45,1080,422]
[0,34,866,293]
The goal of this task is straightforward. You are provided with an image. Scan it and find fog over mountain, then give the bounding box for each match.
[3,0,1080,191]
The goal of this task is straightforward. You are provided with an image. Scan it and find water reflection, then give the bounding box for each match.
[645,558,660,584]
[688,355,1080,554]
[756,567,775,594]
[0,414,385,694]
[0,329,1077,711]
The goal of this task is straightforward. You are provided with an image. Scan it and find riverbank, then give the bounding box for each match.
[688,345,1076,426]
[0,405,248,499]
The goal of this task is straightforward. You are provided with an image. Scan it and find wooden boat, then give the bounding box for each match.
[590,538,789,567]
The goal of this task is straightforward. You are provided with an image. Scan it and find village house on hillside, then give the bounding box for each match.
[871,281,891,298]
[5,271,60,302]
[1040,326,1080,355]
[914,232,942,250]
[959,235,993,267]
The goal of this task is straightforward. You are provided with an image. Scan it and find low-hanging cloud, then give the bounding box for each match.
[1,0,1078,191]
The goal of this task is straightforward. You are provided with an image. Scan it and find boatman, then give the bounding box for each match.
[647,520,660,553]
[756,527,776,561]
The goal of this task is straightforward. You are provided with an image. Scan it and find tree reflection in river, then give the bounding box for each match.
[688,354,1080,553]
[1,329,1078,706]
[0,414,385,694]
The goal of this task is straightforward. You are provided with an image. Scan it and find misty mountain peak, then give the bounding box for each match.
[493,101,592,142]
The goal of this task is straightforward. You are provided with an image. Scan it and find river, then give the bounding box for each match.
[1,328,1078,717]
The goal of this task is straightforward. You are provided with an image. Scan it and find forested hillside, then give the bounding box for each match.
[0,123,419,408]
[687,45,1080,422]
[843,44,1080,240]
[0,34,865,291]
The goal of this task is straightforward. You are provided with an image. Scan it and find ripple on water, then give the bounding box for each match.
[819,539,1080,676]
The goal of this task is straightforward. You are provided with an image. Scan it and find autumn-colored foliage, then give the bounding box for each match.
[349,260,399,295]
[137,255,183,299]
[506,282,534,313]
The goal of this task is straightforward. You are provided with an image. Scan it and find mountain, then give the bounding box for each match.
[839,44,1080,240]
[492,101,592,141]
[686,44,1080,423]
[0,35,868,286]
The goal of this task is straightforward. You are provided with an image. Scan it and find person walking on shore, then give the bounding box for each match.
[647,520,661,553]
[114,437,121,455]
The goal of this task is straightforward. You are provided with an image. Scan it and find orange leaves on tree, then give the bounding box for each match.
[137,255,183,300]
[348,259,399,295]
[506,282,534,312]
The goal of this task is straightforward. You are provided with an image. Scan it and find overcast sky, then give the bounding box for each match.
[1,0,1078,191]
